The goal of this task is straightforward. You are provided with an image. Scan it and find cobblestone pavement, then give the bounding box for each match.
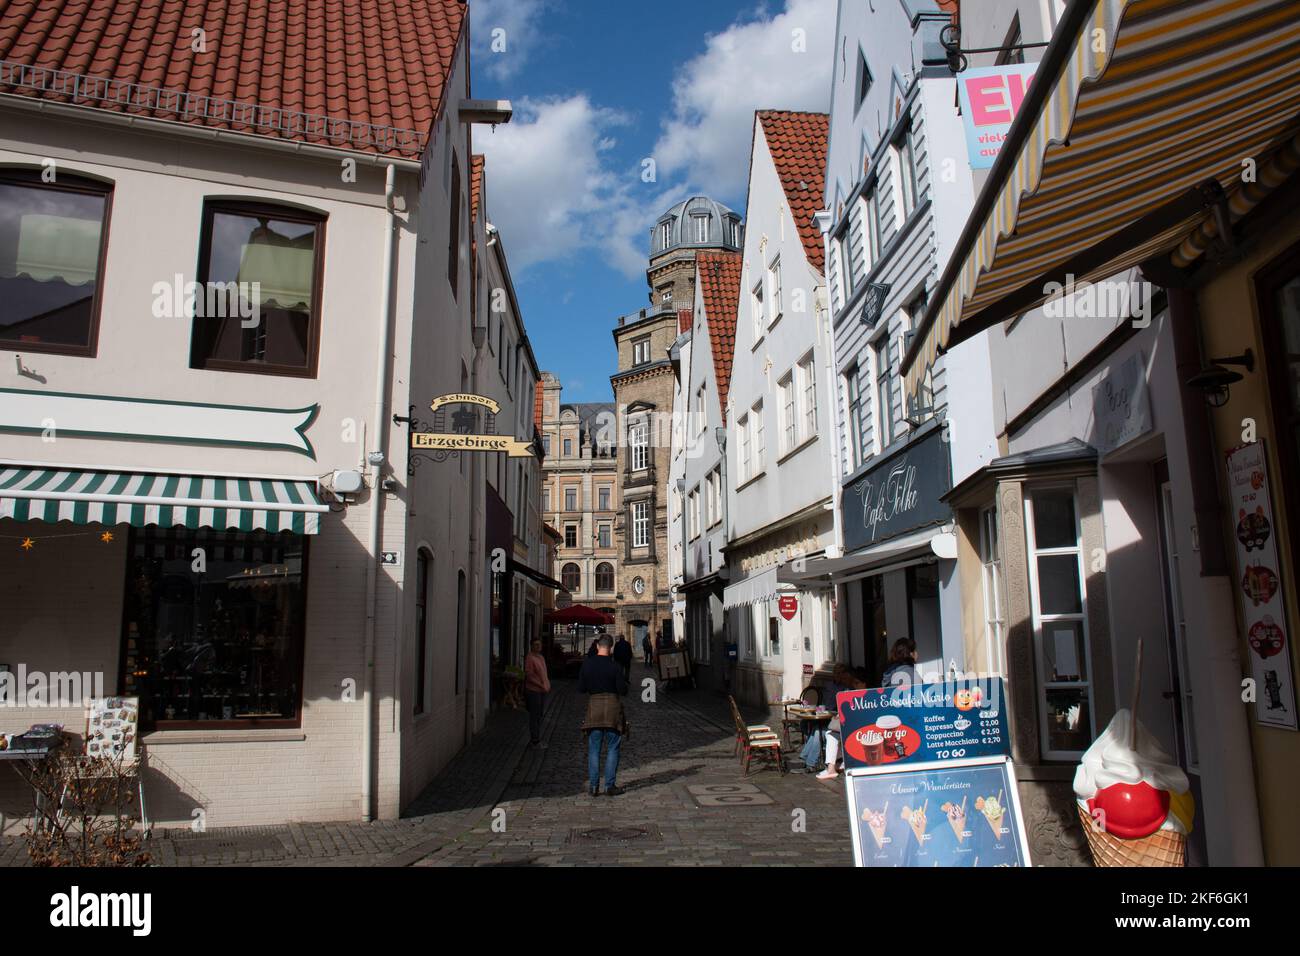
[0,671,852,867]
[415,667,852,867]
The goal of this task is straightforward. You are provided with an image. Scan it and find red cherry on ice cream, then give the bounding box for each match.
[1087,782,1169,839]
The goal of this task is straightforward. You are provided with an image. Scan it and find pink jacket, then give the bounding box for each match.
[524,652,551,693]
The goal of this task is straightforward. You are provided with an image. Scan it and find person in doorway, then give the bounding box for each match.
[524,639,551,748]
[641,632,654,666]
[613,634,633,688]
[881,638,918,688]
[579,635,629,796]
[817,666,868,781]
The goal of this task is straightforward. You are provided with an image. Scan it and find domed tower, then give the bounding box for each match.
[608,196,743,648]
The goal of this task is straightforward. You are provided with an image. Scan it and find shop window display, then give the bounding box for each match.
[120,529,308,728]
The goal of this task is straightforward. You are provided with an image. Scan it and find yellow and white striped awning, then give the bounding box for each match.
[0,466,327,534]
[903,0,1300,401]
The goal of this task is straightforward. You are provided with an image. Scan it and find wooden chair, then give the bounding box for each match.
[782,685,823,748]
[728,696,784,775]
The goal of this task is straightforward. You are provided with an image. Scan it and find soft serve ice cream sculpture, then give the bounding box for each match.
[1073,709,1194,865]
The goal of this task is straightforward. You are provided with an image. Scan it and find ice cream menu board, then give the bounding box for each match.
[1226,442,1298,730]
[847,757,1030,867]
[836,679,1010,770]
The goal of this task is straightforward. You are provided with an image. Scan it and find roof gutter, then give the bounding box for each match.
[900,0,1096,378]
[0,93,424,172]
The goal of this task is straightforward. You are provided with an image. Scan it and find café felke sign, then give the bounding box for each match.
[842,426,952,554]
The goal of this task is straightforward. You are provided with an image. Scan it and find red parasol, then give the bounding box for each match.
[544,604,615,626]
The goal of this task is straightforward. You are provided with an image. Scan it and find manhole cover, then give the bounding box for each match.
[693,792,774,807]
[171,834,284,856]
[687,783,762,795]
[567,825,660,845]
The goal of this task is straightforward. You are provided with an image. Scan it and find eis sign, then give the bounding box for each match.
[957,63,1039,169]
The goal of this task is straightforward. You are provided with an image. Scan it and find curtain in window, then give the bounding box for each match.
[237,228,315,310]
[12,214,102,284]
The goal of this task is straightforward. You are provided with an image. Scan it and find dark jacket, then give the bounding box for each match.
[612,638,633,665]
[579,655,629,733]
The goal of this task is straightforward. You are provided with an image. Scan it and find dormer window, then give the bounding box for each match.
[659,221,672,250]
[692,215,709,244]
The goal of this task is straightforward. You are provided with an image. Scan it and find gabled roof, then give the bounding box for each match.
[695,250,743,423]
[470,154,486,221]
[0,0,467,157]
[757,110,829,273]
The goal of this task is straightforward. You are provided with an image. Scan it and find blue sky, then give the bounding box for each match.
[467,0,836,402]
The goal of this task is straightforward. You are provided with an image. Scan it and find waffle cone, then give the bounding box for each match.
[1075,805,1186,867]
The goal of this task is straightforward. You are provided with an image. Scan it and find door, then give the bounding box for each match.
[1154,462,1208,864]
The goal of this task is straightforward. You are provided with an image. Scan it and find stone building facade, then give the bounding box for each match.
[612,197,742,646]
[538,372,618,612]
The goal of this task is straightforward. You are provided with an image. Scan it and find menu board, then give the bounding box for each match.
[846,757,1030,867]
[836,679,1010,770]
[86,697,140,760]
[1226,442,1298,730]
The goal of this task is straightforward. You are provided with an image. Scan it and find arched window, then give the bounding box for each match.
[595,562,614,592]
[562,562,581,592]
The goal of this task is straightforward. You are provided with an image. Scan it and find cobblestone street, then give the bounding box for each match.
[0,671,851,867]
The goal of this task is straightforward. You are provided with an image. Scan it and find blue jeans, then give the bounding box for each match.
[587,729,621,791]
[800,728,825,768]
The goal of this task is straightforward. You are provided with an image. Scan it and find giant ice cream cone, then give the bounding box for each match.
[1073,709,1193,868]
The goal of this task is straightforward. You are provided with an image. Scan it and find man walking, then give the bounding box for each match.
[641,632,653,667]
[578,635,628,796]
[613,634,633,688]
[524,638,550,748]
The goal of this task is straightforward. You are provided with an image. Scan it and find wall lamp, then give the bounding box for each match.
[1186,349,1254,407]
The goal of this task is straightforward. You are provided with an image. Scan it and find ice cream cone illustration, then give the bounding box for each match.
[1073,708,1192,867]
[942,796,968,842]
[900,801,928,844]
[861,801,889,850]
[975,791,1005,840]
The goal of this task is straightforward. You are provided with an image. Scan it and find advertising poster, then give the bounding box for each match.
[86,696,140,760]
[1226,442,1298,729]
[847,757,1030,867]
[956,63,1039,169]
[836,678,1010,770]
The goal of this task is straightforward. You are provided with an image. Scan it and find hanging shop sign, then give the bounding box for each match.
[838,679,1030,867]
[404,394,536,473]
[0,387,318,457]
[956,62,1039,169]
[841,426,951,553]
[778,594,798,621]
[1226,441,1297,730]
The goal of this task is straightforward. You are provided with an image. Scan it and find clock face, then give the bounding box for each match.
[632,576,645,595]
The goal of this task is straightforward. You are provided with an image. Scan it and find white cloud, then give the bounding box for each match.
[470,0,550,82]
[653,0,837,198]
[476,95,689,278]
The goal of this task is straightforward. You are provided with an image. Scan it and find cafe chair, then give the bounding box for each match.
[782,685,823,748]
[728,697,784,775]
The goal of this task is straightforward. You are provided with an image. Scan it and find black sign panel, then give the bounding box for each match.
[841,426,952,553]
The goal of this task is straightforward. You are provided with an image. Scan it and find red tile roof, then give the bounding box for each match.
[757,110,829,273]
[695,250,742,423]
[534,379,544,431]
[470,153,485,221]
[0,0,466,157]
[677,308,692,335]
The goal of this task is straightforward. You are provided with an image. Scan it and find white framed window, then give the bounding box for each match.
[799,353,817,440]
[563,437,573,457]
[564,486,577,512]
[687,490,700,540]
[692,215,709,244]
[751,279,765,339]
[979,505,1007,676]
[833,226,853,301]
[598,486,611,511]
[853,187,881,281]
[708,468,722,527]
[659,221,671,250]
[598,523,611,548]
[738,412,752,482]
[630,419,649,471]
[778,371,796,455]
[633,335,651,365]
[768,257,782,324]
[892,115,919,224]
[694,384,707,438]
[660,288,673,303]
[873,335,893,453]
[633,500,650,548]
[751,400,765,473]
[1024,486,1096,760]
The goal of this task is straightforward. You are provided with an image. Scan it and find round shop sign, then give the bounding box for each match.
[1249,616,1286,659]
[778,594,798,621]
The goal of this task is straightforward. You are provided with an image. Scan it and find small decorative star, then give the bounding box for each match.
[101,531,114,543]
[20,537,34,550]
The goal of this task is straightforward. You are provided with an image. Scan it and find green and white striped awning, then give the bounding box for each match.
[0,466,327,534]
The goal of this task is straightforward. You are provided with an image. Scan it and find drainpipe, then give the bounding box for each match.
[1167,286,1263,864]
[361,163,398,822]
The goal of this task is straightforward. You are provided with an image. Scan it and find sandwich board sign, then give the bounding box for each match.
[837,679,1031,866]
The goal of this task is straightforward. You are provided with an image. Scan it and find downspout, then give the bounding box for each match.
[362,162,398,822]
